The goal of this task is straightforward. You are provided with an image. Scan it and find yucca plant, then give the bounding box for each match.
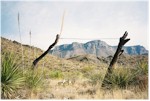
[25,70,43,99]
[132,61,148,89]
[103,68,136,89]
[136,61,148,75]
[1,52,25,99]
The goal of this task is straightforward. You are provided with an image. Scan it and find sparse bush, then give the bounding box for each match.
[63,71,83,80]
[103,68,136,88]
[49,70,63,79]
[1,52,25,99]
[25,70,43,98]
[136,61,148,75]
[103,61,148,90]
[81,66,94,73]
[25,71,42,90]
[132,61,148,90]
[89,73,103,85]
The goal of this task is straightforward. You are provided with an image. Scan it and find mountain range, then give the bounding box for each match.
[1,36,148,68]
[50,40,148,58]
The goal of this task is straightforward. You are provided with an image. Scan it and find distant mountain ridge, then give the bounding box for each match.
[50,40,148,58]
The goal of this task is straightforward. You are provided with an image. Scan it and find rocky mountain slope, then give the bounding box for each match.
[50,40,148,58]
[1,37,101,70]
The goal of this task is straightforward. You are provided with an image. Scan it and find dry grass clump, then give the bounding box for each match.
[49,70,63,79]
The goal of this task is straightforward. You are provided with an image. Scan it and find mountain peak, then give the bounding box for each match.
[50,40,148,58]
[86,40,108,46]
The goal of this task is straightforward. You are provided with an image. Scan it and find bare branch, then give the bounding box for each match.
[32,34,60,67]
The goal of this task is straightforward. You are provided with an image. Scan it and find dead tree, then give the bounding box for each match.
[108,31,130,73]
[32,34,59,67]
[102,31,130,86]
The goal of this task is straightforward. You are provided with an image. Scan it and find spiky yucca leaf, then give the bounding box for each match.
[1,52,25,99]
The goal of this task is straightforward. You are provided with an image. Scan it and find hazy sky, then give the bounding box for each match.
[1,0,149,50]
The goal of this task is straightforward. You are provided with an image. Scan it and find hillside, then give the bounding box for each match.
[67,54,148,68]
[50,40,148,58]
[1,37,148,99]
[1,37,147,68]
[1,37,96,70]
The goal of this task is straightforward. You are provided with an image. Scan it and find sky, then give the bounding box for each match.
[1,0,149,50]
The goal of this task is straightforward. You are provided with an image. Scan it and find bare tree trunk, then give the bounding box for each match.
[32,34,59,67]
[102,31,130,87]
[108,31,130,73]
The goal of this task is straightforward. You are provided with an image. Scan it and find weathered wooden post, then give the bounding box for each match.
[102,31,130,86]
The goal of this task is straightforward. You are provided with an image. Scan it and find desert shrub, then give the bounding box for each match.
[25,70,42,90]
[63,70,83,80]
[103,68,136,88]
[89,73,103,85]
[31,67,49,79]
[25,70,43,98]
[81,66,94,73]
[73,71,84,79]
[131,61,148,90]
[1,52,25,99]
[136,61,148,75]
[49,70,63,79]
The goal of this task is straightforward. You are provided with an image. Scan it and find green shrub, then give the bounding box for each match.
[89,73,103,85]
[131,61,148,87]
[81,66,94,73]
[1,52,25,99]
[49,70,63,79]
[25,70,42,90]
[25,70,43,98]
[63,71,83,80]
[103,68,136,88]
[136,61,148,75]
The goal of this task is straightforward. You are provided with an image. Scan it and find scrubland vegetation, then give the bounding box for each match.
[1,37,148,99]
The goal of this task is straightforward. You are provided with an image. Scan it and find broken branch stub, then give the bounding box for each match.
[108,31,130,73]
[32,34,60,67]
